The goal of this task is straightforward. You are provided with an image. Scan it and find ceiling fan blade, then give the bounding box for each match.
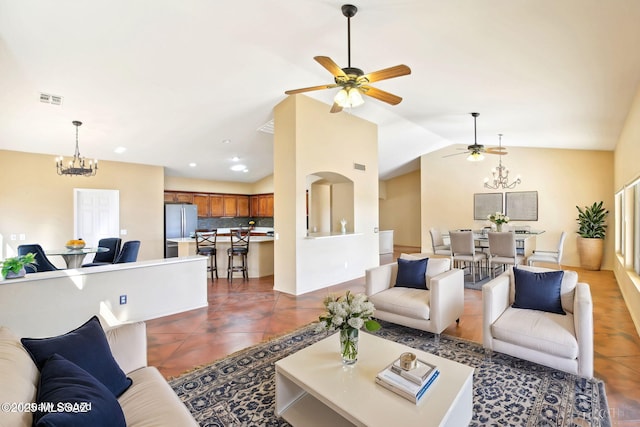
[486,146,508,155]
[361,85,403,105]
[285,83,338,95]
[360,64,411,84]
[442,151,469,158]
[314,56,347,78]
[330,103,343,114]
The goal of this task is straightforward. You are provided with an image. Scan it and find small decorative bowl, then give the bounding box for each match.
[66,243,86,250]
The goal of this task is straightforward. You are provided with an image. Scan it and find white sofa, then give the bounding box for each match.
[482,265,593,378]
[0,320,198,427]
[365,256,464,336]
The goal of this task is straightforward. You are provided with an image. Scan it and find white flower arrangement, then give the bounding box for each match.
[487,212,510,226]
[317,291,381,333]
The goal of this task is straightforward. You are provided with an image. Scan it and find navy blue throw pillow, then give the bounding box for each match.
[21,316,132,397]
[512,268,566,315]
[395,257,428,289]
[34,354,126,427]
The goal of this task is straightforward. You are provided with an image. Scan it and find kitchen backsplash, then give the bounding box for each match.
[198,216,273,230]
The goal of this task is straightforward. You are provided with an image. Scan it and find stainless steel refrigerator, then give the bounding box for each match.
[164,203,198,257]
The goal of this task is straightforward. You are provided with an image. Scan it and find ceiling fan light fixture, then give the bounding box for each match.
[334,87,364,109]
[467,152,484,162]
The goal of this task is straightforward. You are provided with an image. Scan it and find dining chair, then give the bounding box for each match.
[429,228,451,256]
[196,230,218,281]
[17,244,59,273]
[227,228,250,281]
[113,241,141,264]
[449,231,487,283]
[527,231,567,267]
[487,232,524,278]
[82,237,122,267]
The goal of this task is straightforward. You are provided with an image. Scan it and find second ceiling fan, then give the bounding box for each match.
[284,4,411,113]
[444,113,508,161]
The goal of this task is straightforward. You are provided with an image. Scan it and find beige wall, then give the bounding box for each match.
[0,150,165,264]
[273,94,379,295]
[613,85,640,335]
[379,170,421,247]
[420,146,614,270]
[164,174,274,194]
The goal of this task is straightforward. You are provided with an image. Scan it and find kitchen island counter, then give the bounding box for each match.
[166,236,274,278]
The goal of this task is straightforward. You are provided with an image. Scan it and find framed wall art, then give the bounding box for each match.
[505,191,538,221]
[474,193,503,220]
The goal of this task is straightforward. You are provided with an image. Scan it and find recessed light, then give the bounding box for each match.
[114,146,127,154]
[243,169,249,173]
[222,139,231,144]
[230,164,246,171]
[232,156,240,162]
[189,163,197,167]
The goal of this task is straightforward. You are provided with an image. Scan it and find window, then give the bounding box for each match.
[615,189,624,256]
[634,181,640,275]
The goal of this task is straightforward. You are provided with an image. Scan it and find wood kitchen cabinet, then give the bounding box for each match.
[237,195,250,217]
[164,191,194,204]
[250,196,260,217]
[223,195,238,216]
[165,191,271,218]
[209,195,224,217]
[193,194,210,217]
[250,193,274,217]
[261,194,274,217]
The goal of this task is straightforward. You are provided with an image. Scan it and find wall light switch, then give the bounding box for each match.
[10,234,16,241]
[120,229,127,235]
[119,295,127,305]
[19,234,26,241]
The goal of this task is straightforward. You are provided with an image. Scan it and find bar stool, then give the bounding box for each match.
[196,230,218,281]
[227,228,250,281]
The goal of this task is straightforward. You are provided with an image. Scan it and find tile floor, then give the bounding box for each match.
[147,251,640,425]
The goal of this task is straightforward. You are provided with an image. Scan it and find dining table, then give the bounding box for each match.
[45,247,109,269]
[445,229,545,258]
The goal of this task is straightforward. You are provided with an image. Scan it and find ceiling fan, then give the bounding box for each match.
[444,112,508,161]
[284,4,411,113]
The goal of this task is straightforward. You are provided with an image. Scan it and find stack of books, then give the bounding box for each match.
[375,357,440,404]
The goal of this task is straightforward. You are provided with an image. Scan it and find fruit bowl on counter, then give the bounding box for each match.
[65,239,86,250]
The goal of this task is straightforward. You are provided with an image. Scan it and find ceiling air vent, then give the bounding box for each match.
[257,119,274,134]
[39,92,63,106]
[354,163,366,171]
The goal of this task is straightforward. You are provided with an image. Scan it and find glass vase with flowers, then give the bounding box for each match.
[317,291,381,365]
[487,212,509,232]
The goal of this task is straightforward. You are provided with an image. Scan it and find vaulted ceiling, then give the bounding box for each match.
[2,0,640,183]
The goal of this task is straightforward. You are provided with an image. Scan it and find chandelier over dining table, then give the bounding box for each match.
[483,134,520,189]
[56,120,98,177]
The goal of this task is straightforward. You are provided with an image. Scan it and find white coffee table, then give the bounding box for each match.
[275,331,474,427]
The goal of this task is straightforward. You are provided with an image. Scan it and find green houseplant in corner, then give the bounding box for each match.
[576,201,609,270]
[1,252,37,279]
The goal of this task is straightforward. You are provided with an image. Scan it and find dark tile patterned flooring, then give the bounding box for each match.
[146,251,640,425]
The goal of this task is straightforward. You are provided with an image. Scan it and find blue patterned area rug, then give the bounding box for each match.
[169,321,610,427]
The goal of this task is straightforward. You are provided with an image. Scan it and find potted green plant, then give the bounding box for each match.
[1,253,37,279]
[576,201,608,270]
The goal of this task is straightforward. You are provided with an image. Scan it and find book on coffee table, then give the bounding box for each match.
[375,361,440,404]
[390,358,438,385]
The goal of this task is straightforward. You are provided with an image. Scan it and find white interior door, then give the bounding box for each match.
[74,189,120,247]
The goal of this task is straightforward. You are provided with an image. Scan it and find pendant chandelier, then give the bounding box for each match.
[483,134,520,189]
[56,120,98,177]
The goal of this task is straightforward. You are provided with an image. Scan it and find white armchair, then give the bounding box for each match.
[482,265,593,378]
[365,256,464,337]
